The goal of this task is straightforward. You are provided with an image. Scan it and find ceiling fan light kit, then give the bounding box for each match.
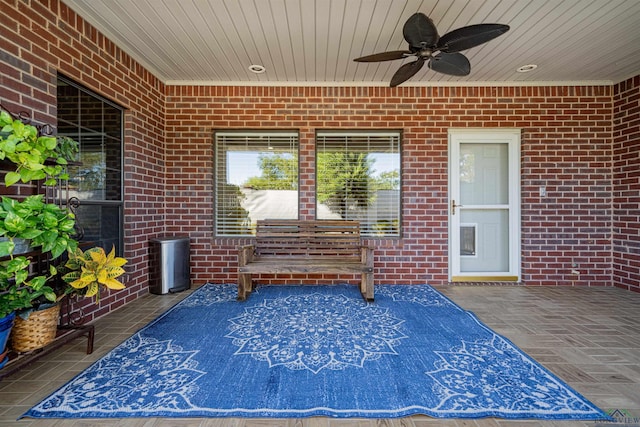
[354,12,509,87]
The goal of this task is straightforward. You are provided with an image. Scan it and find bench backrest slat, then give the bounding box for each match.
[255,219,362,258]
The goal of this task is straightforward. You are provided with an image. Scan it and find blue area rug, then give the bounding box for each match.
[24,284,610,420]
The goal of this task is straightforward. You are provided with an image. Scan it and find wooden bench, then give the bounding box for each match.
[237,220,374,301]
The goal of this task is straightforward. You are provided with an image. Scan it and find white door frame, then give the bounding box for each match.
[448,129,521,282]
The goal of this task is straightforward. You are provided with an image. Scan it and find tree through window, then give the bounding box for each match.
[316,131,401,237]
[214,131,299,236]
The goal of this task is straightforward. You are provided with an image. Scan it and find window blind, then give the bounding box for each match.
[214,131,299,236]
[316,131,401,237]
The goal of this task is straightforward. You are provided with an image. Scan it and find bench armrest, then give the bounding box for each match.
[238,245,255,267]
[360,245,374,267]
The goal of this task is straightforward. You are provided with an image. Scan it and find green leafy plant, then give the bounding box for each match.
[0,195,77,259]
[0,194,77,317]
[0,260,58,317]
[62,246,127,302]
[0,110,75,187]
[0,109,83,318]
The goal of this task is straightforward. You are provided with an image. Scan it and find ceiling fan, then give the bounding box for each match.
[354,13,509,87]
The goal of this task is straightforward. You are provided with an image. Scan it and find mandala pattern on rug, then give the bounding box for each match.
[376,284,451,307]
[226,292,407,373]
[33,334,204,414]
[426,335,601,415]
[181,283,237,307]
[24,284,610,420]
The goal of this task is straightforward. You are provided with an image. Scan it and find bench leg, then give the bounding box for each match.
[238,273,252,300]
[361,272,374,301]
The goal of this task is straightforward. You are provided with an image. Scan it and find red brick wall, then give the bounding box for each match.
[3,0,637,320]
[165,85,614,287]
[613,76,640,292]
[0,0,166,321]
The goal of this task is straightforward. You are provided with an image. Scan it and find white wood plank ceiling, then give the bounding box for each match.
[62,0,640,86]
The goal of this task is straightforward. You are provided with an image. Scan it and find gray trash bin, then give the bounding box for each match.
[149,237,190,294]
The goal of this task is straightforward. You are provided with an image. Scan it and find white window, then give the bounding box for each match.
[316,131,401,237]
[214,131,298,236]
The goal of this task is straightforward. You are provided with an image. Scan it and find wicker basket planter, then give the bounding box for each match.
[10,304,60,353]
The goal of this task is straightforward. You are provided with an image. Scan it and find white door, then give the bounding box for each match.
[449,129,521,282]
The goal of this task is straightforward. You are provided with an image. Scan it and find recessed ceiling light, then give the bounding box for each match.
[248,64,266,74]
[517,64,538,73]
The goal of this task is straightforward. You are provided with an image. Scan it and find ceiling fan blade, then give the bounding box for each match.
[390,58,425,87]
[354,50,412,62]
[436,24,510,53]
[428,52,470,76]
[403,12,439,49]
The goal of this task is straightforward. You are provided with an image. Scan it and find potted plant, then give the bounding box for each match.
[0,108,80,356]
[0,194,78,354]
[0,108,126,356]
[0,193,80,353]
[61,246,127,302]
[0,309,14,367]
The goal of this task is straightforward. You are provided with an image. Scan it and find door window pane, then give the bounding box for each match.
[460,143,508,205]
